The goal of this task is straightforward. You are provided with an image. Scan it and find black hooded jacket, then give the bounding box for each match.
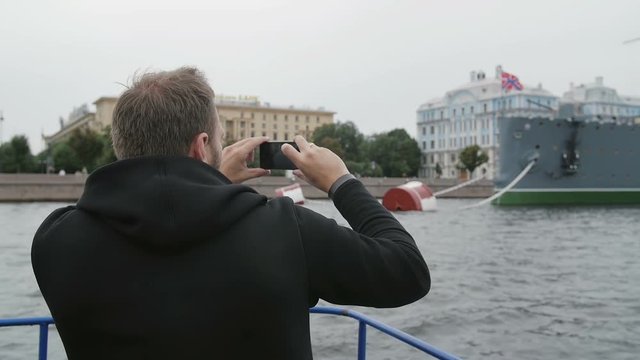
[32,156,430,360]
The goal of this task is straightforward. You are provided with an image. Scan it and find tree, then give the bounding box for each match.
[435,162,442,178]
[95,126,117,168]
[368,129,421,177]
[67,128,105,171]
[312,121,365,162]
[0,135,36,173]
[459,145,489,177]
[316,137,344,159]
[52,142,82,173]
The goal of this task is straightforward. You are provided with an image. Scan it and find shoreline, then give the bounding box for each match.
[0,174,493,202]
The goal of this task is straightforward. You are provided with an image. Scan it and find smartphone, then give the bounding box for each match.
[259,142,299,170]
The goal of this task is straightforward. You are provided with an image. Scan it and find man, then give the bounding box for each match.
[32,67,430,359]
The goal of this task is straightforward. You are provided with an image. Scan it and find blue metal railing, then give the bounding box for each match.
[310,307,460,360]
[0,307,460,360]
[0,317,54,360]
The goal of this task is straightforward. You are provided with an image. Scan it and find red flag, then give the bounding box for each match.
[501,72,524,92]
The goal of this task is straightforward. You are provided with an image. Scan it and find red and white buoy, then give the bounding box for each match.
[382,181,437,212]
[275,183,305,205]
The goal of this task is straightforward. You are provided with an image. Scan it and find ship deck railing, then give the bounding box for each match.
[0,306,461,360]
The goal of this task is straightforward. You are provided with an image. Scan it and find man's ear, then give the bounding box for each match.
[188,132,210,163]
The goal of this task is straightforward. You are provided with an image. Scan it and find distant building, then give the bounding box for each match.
[44,95,334,147]
[43,97,118,147]
[214,95,334,144]
[416,66,558,179]
[560,77,640,119]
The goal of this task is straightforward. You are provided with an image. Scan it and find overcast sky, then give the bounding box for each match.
[1,0,639,153]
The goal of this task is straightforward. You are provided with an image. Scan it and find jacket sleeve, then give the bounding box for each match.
[294,179,430,308]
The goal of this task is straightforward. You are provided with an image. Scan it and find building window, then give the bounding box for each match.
[262,123,266,129]
[462,107,465,115]
[251,113,255,119]
[251,131,255,137]
[430,140,435,149]
[262,131,266,137]
[306,116,309,122]
[440,111,444,119]
[451,154,456,162]
[422,127,426,135]
[470,106,474,113]
[295,115,299,122]
[273,133,278,140]
[274,114,277,120]
[262,114,266,120]
[316,116,320,123]
[422,141,426,150]
[430,126,434,135]
[430,154,434,163]
[240,121,245,128]
[453,109,456,117]
[484,103,487,113]
[240,131,245,137]
[251,123,255,128]
[284,133,289,139]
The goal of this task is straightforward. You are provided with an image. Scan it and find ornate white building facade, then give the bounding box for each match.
[416,66,558,179]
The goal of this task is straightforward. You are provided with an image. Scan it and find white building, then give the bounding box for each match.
[561,77,640,119]
[416,66,558,179]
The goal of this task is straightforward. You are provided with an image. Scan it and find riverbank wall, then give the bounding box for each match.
[0,174,493,202]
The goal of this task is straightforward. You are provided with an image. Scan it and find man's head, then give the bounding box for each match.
[112,67,223,167]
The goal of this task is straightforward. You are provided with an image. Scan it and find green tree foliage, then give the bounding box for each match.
[52,142,82,173]
[316,137,344,159]
[312,121,365,162]
[50,126,117,173]
[0,135,36,173]
[369,129,421,177]
[97,126,117,167]
[459,144,489,177]
[311,121,386,176]
[68,128,105,171]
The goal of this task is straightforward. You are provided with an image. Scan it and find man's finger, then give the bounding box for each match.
[293,135,311,152]
[237,136,268,154]
[281,143,302,166]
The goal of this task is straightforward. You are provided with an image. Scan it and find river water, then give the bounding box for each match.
[1,200,639,359]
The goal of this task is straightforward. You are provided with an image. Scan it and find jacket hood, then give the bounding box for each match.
[77,156,267,249]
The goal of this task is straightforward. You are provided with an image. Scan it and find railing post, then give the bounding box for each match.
[38,322,49,360]
[357,320,366,360]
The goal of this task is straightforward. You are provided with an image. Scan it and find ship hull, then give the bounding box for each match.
[495,117,640,205]
[494,189,640,205]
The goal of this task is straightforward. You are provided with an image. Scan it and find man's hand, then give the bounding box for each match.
[281,136,349,193]
[219,137,270,183]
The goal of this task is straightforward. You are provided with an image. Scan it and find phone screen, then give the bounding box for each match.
[259,142,299,170]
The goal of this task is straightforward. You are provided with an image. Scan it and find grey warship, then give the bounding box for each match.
[494,115,640,205]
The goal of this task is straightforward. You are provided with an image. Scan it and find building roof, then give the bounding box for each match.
[562,77,640,106]
[418,75,555,111]
[215,100,335,115]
